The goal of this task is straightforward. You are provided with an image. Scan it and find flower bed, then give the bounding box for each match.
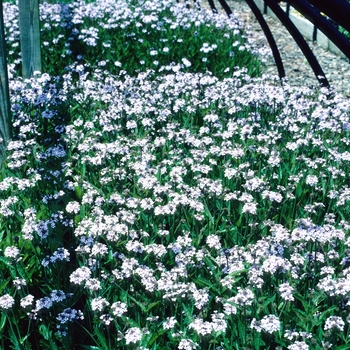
[0,1,350,349]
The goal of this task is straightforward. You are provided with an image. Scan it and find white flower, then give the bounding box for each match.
[90,242,108,257]
[223,300,237,315]
[242,202,257,215]
[260,315,280,334]
[100,314,113,325]
[91,297,110,312]
[85,278,101,291]
[4,246,20,259]
[163,316,177,330]
[13,277,26,290]
[70,266,91,285]
[178,339,198,349]
[324,316,345,331]
[211,311,227,332]
[125,327,142,344]
[66,201,80,214]
[111,301,127,317]
[262,190,283,203]
[193,288,210,310]
[181,58,191,67]
[126,120,137,129]
[206,235,221,249]
[189,318,213,336]
[251,315,280,334]
[232,287,255,306]
[20,294,34,308]
[305,175,318,186]
[0,294,15,310]
[288,341,309,350]
[278,282,294,301]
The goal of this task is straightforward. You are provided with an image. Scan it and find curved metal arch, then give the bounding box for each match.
[205,0,286,80]
[244,0,286,79]
[287,0,350,60]
[306,0,350,33]
[264,0,329,87]
[211,0,331,87]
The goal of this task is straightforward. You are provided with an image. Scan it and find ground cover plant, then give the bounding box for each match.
[0,0,350,349]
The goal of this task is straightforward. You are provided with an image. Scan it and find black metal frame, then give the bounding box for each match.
[202,0,350,87]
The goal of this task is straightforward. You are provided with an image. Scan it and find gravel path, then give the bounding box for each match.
[205,0,350,96]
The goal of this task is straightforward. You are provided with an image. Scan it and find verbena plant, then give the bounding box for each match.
[0,1,350,349]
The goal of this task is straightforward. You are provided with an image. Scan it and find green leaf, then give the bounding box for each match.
[0,256,11,267]
[0,312,6,331]
[75,186,83,201]
[145,301,161,312]
[94,326,108,349]
[15,264,28,281]
[257,294,276,313]
[39,324,52,341]
[9,329,22,350]
[237,319,246,343]
[335,345,350,350]
[253,331,262,349]
[0,277,10,293]
[128,294,146,312]
[147,329,168,347]
[80,346,101,350]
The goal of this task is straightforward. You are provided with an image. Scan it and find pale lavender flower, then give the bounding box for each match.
[50,290,68,303]
[57,308,84,324]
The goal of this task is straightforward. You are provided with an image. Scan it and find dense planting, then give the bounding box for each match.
[0,1,350,349]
